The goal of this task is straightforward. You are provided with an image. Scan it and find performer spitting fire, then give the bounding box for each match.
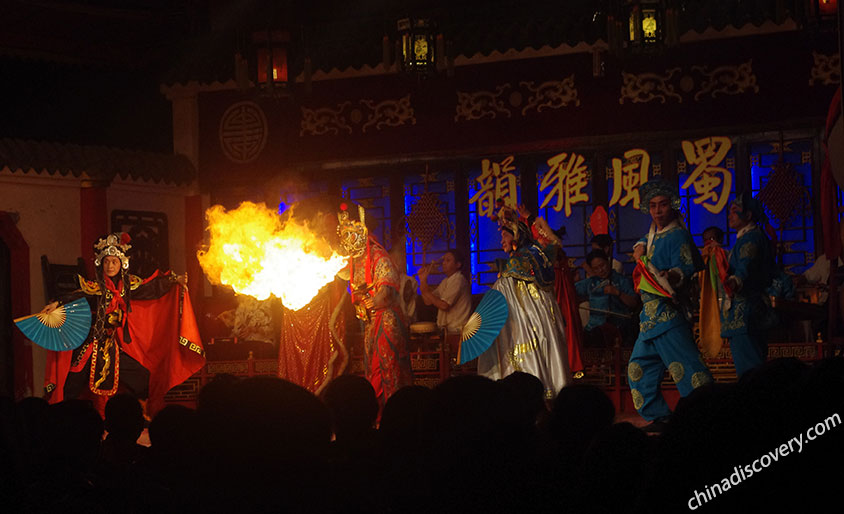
[336,203,413,405]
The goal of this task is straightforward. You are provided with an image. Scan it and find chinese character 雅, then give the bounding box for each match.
[540,152,590,217]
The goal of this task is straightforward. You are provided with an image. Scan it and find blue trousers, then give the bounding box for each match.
[729,332,767,378]
[628,324,713,421]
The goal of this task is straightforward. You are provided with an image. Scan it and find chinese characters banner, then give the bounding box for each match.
[677,137,736,247]
[469,156,521,293]
[538,152,594,267]
[607,149,658,269]
[539,151,591,217]
[680,137,734,215]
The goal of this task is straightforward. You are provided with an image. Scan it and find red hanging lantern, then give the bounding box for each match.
[252,30,289,94]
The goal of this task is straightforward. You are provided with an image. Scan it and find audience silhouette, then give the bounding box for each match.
[0,357,841,513]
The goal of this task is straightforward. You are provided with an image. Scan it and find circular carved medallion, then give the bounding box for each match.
[219,101,268,163]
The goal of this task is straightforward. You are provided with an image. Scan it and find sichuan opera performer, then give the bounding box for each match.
[719,193,778,377]
[336,203,413,404]
[527,215,585,378]
[628,179,712,427]
[37,232,205,416]
[477,206,571,399]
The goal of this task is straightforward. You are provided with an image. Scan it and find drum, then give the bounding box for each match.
[409,321,438,335]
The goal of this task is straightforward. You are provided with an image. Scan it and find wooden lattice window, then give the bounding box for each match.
[342,176,392,251]
[750,139,816,273]
[111,210,168,278]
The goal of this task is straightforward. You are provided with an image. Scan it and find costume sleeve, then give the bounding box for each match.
[730,232,773,292]
[669,231,704,284]
[131,272,178,300]
[373,251,400,294]
[730,237,755,284]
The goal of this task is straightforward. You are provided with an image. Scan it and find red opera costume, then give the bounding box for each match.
[43,233,205,416]
[338,206,413,404]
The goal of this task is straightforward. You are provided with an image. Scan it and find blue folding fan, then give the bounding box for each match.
[14,298,92,351]
[457,289,509,365]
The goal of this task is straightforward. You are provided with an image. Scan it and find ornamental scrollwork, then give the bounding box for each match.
[454,77,580,122]
[520,75,581,115]
[360,94,416,133]
[692,60,759,101]
[454,84,512,121]
[619,68,683,104]
[809,51,841,86]
[299,102,352,136]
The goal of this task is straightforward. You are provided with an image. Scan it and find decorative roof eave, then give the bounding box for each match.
[160,79,241,100]
[160,18,801,90]
[678,17,798,44]
[109,174,199,196]
[0,138,196,186]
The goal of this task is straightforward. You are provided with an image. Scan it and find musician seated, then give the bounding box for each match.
[575,250,638,346]
[418,249,472,336]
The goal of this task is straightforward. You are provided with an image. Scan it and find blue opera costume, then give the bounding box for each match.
[575,271,636,331]
[628,180,713,421]
[720,224,776,377]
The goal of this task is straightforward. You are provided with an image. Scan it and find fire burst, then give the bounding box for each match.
[197,202,346,311]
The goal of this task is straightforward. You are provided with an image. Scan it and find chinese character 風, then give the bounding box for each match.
[609,148,650,210]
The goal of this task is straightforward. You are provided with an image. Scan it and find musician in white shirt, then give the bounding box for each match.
[418,249,472,334]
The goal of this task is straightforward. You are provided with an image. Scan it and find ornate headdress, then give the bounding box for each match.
[93,232,132,269]
[337,203,368,257]
[638,178,682,214]
[496,205,532,248]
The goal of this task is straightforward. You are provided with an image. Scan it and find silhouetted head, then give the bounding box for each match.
[104,393,145,441]
[322,375,379,441]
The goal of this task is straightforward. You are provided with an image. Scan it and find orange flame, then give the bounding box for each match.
[197,202,346,311]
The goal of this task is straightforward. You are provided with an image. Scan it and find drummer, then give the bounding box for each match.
[575,249,638,346]
[418,249,472,337]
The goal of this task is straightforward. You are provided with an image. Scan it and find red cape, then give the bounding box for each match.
[556,257,584,376]
[45,285,205,416]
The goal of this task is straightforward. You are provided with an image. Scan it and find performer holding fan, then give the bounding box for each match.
[21,232,204,416]
[472,206,572,399]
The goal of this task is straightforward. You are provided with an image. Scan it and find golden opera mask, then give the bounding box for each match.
[337,208,368,258]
